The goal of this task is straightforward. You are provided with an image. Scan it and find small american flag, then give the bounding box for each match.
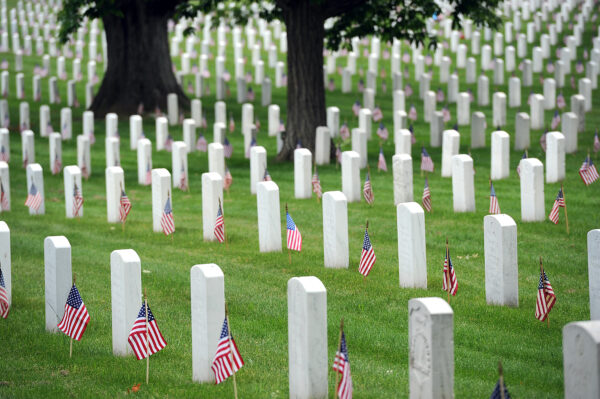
[421,147,434,172]
[490,378,511,399]
[442,247,458,296]
[516,151,527,177]
[556,92,566,109]
[312,172,322,199]
[336,145,342,164]
[196,134,208,152]
[224,168,233,190]
[214,202,225,243]
[358,228,376,277]
[576,61,584,73]
[246,136,257,158]
[25,182,42,211]
[408,105,418,121]
[247,86,255,101]
[548,188,565,224]
[0,180,8,211]
[279,120,285,132]
[263,168,272,182]
[442,106,451,122]
[535,270,556,321]
[73,181,83,217]
[436,88,445,102]
[352,101,361,116]
[161,196,175,236]
[404,83,413,97]
[223,138,233,158]
[340,123,350,140]
[358,79,364,92]
[0,145,8,162]
[579,156,599,185]
[128,302,167,360]
[57,284,90,341]
[22,151,28,169]
[165,135,173,152]
[377,147,387,172]
[179,165,188,191]
[286,211,302,252]
[372,106,383,122]
[333,331,353,399]
[376,123,389,141]
[328,78,335,91]
[422,179,432,212]
[81,163,89,180]
[61,122,69,139]
[594,130,600,153]
[145,163,152,185]
[489,182,500,214]
[212,317,244,384]
[0,265,9,318]
[52,154,62,175]
[363,172,374,204]
[119,189,132,223]
[550,111,561,130]
[229,115,235,132]
[546,60,555,73]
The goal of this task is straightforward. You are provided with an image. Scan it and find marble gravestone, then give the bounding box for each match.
[452,155,475,212]
[484,214,518,307]
[546,132,565,183]
[151,168,172,233]
[341,151,361,202]
[294,148,312,199]
[441,130,460,178]
[322,191,349,269]
[44,236,72,332]
[588,230,600,320]
[397,202,427,288]
[201,172,223,242]
[490,131,510,180]
[393,154,413,204]
[26,163,44,215]
[288,276,328,399]
[257,181,282,253]
[520,158,545,222]
[64,166,83,218]
[0,222,10,307]
[563,321,600,398]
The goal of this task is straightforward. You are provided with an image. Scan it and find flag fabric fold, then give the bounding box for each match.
[57,284,90,341]
[128,302,167,360]
[211,318,244,384]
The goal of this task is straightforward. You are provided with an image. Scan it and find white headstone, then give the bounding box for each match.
[167,93,178,126]
[202,172,224,241]
[563,321,600,398]
[322,191,348,269]
[395,129,412,155]
[530,94,545,130]
[490,130,510,180]
[492,92,507,127]
[520,158,545,222]
[105,166,124,223]
[562,112,578,154]
[288,276,328,399]
[26,163,44,215]
[250,146,267,195]
[105,137,120,168]
[268,104,280,137]
[129,115,142,150]
[22,129,35,166]
[171,141,188,191]
[294,148,312,199]
[151,168,172,232]
[60,107,71,140]
[457,92,470,126]
[397,202,427,288]
[155,116,168,151]
[327,107,340,138]
[588,230,600,320]
[441,130,460,177]
[110,249,142,356]
[106,112,118,138]
[471,112,486,149]
[44,236,71,332]
[49,132,62,173]
[137,138,152,185]
[515,112,530,151]
[484,214,518,307]
[342,151,361,202]
[208,143,225,179]
[351,128,367,169]
[393,154,413,204]
[0,222,10,306]
[546,132,565,183]
[64,165,82,218]
[257,181,282,252]
[452,154,475,212]
[315,127,330,165]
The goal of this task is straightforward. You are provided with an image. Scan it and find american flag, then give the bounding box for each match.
[372,106,383,122]
[160,196,175,236]
[223,138,233,158]
[179,165,187,191]
[489,182,500,214]
[246,136,257,158]
[490,378,511,399]
[229,115,235,132]
[358,228,376,277]
[22,150,28,169]
[576,61,584,73]
[73,181,83,217]
[333,331,353,399]
[539,130,547,152]
[408,105,417,121]
[340,123,350,140]
[535,270,556,321]
[211,317,244,384]
[556,92,566,109]
[328,78,335,92]
[286,211,302,252]
[247,86,255,101]
[57,284,90,341]
[81,162,89,180]
[548,188,565,224]
[363,172,374,204]
[358,79,364,92]
[404,83,413,97]
[224,168,233,190]
[550,111,561,130]
[579,156,600,185]
[145,162,152,185]
[594,130,600,153]
[165,135,173,152]
[196,134,208,152]
[263,168,272,181]
[119,189,132,223]
[442,106,451,122]
[376,123,389,141]
[214,202,225,243]
[436,88,445,102]
[516,151,527,177]
[546,60,554,73]
[311,171,322,199]
[377,147,388,172]
[352,101,361,116]
[336,145,342,164]
[442,247,458,296]
[0,265,9,318]
[0,145,8,162]
[25,182,42,211]
[422,178,432,212]
[1,180,8,211]
[61,122,69,139]
[279,119,285,132]
[421,147,434,172]
[128,302,167,360]
[52,154,62,175]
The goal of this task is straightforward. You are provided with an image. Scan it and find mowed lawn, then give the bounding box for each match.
[0,4,599,398]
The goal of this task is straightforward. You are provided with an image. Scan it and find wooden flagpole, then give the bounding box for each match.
[366,165,373,207]
[334,318,344,399]
[561,183,569,234]
[145,289,150,384]
[540,257,549,328]
[446,238,451,304]
[225,303,239,399]
[70,273,76,358]
[286,203,291,264]
[498,360,505,399]
[363,220,369,283]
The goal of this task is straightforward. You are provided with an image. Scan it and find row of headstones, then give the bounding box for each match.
[1,225,598,397]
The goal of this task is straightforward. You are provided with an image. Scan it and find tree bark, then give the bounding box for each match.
[277,0,326,161]
[91,0,189,117]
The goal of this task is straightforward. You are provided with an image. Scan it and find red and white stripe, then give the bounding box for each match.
[0,285,9,319]
[489,196,500,214]
[580,161,599,185]
[333,354,353,399]
[287,226,302,252]
[73,191,83,217]
[161,213,175,236]
[57,303,89,341]
[25,193,42,212]
[442,256,458,296]
[211,336,244,384]
[214,214,225,243]
[358,247,376,277]
[128,319,167,360]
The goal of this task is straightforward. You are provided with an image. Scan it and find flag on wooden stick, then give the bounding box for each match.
[286,210,302,252]
[212,317,244,384]
[363,172,374,205]
[214,200,225,243]
[442,244,458,296]
[535,262,556,322]
[548,188,565,224]
[128,302,167,360]
[160,195,175,236]
[579,155,599,185]
[57,284,90,341]
[333,325,353,399]
[73,180,83,217]
[422,178,432,212]
[25,182,42,212]
[358,223,376,277]
[489,182,500,214]
[0,265,9,318]
[119,188,132,223]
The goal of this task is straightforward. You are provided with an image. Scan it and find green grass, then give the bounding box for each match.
[0,4,599,398]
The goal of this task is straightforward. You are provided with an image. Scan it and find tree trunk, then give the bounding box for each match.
[277,1,326,161]
[91,0,189,117]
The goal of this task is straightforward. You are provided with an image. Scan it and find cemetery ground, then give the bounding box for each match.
[1,6,599,399]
